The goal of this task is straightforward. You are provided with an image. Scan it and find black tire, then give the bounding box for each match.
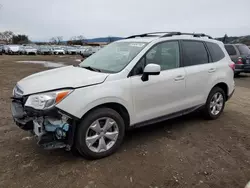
[203,87,226,120]
[76,107,125,159]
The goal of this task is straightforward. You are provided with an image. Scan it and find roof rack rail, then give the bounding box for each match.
[160,32,213,39]
[125,32,175,39]
[126,32,213,39]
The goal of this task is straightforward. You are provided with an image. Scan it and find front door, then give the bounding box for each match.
[130,41,186,124]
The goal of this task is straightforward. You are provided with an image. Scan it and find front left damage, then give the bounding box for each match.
[11,87,77,150]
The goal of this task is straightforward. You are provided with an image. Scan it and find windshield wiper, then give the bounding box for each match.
[81,66,101,72]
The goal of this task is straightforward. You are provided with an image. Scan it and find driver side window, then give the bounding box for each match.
[146,41,180,71]
[131,41,180,76]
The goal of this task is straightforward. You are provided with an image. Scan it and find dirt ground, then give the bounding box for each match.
[0,55,249,188]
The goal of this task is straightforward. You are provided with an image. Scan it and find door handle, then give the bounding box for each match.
[174,75,185,81]
[208,68,216,73]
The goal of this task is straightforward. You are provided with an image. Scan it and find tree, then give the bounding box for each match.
[68,35,85,45]
[56,36,63,44]
[222,34,228,44]
[12,34,29,44]
[49,37,57,44]
[49,36,63,44]
[0,31,14,43]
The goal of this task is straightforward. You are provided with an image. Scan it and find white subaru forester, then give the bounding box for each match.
[11,32,235,159]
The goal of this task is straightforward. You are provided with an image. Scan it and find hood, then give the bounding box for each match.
[17,65,109,95]
[9,46,20,52]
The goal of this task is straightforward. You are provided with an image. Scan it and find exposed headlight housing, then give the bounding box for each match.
[25,89,73,110]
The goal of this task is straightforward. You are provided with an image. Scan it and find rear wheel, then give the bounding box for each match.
[76,108,125,159]
[203,87,226,120]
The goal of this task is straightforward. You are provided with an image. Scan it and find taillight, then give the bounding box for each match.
[236,57,243,64]
[229,62,235,71]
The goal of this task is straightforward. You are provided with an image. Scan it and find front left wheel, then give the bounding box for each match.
[76,108,125,159]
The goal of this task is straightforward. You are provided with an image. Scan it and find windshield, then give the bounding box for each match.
[79,42,147,73]
[236,45,250,55]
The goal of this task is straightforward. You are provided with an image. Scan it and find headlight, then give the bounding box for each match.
[25,89,73,110]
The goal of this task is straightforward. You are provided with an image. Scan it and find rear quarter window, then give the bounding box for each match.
[224,45,237,56]
[206,42,225,62]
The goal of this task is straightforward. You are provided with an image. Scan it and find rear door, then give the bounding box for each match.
[181,40,214,108]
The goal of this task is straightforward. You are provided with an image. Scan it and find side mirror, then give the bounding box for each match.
[141,64,161,81]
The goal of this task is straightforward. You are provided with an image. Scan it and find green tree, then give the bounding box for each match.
[12,34,29,44]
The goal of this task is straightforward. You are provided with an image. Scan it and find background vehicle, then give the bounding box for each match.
[65,46,77,55]
[76,46,87,54]
[80,46,98,57]
[52,47,65,55]
[38,46,52,55]
[224,44,250,75]
[11,32,235,159]
[6,45,20,55]
[0,45,3,55]
[23,46,37,55]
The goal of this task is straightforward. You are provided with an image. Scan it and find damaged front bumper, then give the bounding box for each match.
[11,99,77,150]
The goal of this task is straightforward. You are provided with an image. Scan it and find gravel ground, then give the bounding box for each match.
[0,55,250,188]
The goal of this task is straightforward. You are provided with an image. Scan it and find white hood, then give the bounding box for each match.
[9,46,20,52]
[17,66,109,95]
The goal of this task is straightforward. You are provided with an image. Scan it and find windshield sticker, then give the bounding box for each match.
[129,43,145,47]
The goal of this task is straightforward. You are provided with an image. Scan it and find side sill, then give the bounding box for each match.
[130,105,204,129]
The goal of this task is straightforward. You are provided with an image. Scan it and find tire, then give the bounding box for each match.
[76,107,125,159]
[203,87,226,120]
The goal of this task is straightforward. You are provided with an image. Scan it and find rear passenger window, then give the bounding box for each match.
[206,42,225,62]
[182,41,209,66]
[224,45,237,56]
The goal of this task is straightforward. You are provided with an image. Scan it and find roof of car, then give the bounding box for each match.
[117,37,158,43]
[117,34,221,44]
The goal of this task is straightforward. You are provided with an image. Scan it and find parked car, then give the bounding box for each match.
[65,46,77,55]
[224,44,250,76]
[38,46,52,55]
[75,46,86,54]
[19,46,25,55]
[0,45,3,55]
[11,32,235,159]
[3,45,9,54]
[6,45,20,55]
[80,46,98,57]
[23,46,37,55]
[52,47,65,55]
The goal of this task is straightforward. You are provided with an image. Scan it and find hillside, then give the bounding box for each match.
[216,35,250,45]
